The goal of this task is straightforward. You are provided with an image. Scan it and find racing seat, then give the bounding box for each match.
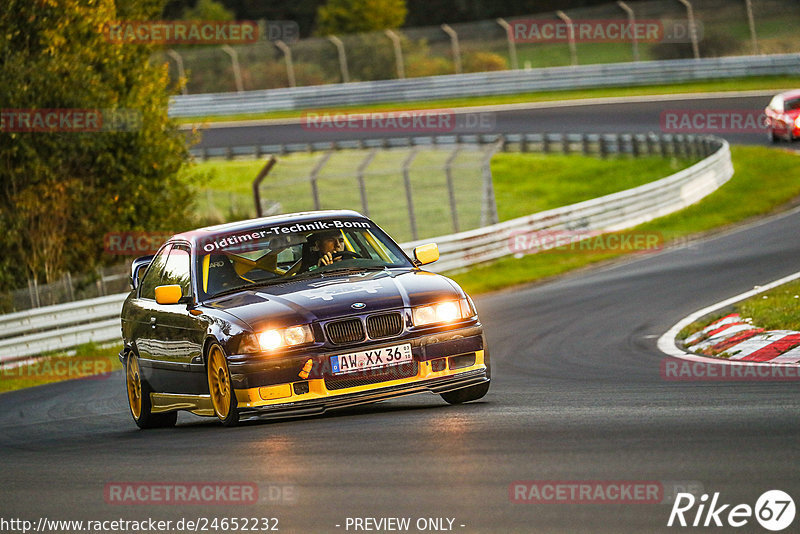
[205,254,242,295]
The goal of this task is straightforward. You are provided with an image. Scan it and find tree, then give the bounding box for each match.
[182,0,234,21]
[316,0,407,36]
[0,0,194,289]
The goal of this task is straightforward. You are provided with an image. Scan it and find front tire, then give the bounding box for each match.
[207,343,239,427]
[126,351,177,429]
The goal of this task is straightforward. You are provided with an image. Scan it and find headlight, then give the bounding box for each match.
[413,298,475,327]
[794,116,800,128]
[257,324,314,351]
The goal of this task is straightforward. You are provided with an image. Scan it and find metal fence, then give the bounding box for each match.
[161,0,800,96]
[169,52,800,117]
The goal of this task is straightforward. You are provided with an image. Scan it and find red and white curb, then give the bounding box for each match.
[658,270,800,367]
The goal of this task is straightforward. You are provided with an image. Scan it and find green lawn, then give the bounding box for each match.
[0,343,123,394]
[188,150,695,242]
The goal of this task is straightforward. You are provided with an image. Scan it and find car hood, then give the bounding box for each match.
[203,269,462,331]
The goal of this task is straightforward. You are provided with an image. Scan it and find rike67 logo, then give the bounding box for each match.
[668,490,795,531]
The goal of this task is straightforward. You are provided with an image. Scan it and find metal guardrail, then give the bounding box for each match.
[408,135,733,272]
[169,54,800,117]
[0,134,732,363]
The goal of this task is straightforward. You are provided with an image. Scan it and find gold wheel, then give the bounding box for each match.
[126,352,143,420]
[207,345,232,420]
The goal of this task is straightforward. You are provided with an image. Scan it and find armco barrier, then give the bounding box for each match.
[0,135,733,362]
[169,54,800,117]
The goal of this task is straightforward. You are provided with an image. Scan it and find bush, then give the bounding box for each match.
[463,51,508,72]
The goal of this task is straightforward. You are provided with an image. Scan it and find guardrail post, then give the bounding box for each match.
[543,134,551,154]
[744,0,759,55]
[327,35,350,83]
[632,135,640,157]
[356,150,378,216]
[166,49,189,95]
[275,40,296,88]
[221,45,244,93]
[561,134,570,154]
[310,152,333,210]
[599,135,608,159]
[677,0,700,59]
[581,134,590,155]
[252,156,278,217]
[441,24,463,75]
[616,1,640,62]
[480,140,502,227]
[384,30,406,79]
[556,11,578,66]
[496,18,519,70]
[445,146,461,233]
[402,148,419,240]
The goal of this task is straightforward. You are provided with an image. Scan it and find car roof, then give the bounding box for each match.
[776,89,800,101]
[170,209,368,246]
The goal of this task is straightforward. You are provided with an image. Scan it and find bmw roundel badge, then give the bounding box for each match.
[351,302,366,309]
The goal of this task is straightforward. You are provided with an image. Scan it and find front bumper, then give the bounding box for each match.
[228,325,488,417]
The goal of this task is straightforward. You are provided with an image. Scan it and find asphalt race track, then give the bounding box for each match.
[193,93,777,149]
[2,94,799,533]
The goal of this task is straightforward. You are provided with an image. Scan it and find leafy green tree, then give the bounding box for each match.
[0,0,194,289]
[316,0,407,36]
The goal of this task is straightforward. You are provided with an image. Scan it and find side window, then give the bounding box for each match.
[138,245,171,300]
[161,245,192,298]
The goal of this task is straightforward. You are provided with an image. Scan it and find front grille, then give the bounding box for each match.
[325,318,365,345]
[366,312,403,339]
[325,361,419,391]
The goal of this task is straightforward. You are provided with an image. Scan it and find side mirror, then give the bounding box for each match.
[413,243,439,266]
[130,255,154,290]
[155,285,182,305]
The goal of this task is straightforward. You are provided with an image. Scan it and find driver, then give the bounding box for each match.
[312,230,346,267]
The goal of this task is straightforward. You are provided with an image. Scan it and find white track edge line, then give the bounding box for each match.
[657,270,800,367]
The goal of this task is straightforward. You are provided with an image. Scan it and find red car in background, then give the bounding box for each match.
[765,89,800,142]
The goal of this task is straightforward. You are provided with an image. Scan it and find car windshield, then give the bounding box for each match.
[784,98,800,112]
[196,218,412,299]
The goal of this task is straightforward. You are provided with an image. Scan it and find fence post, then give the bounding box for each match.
[310,152,333,210]
[221,45,244,93]
[402,148,419,240]
[252,156,278,217]
[441,24,462,74]
[384,30,406,79]
[66,272,75,302]
[616,1,640,62]
[275,40,296,88]
[444,146,461,233]
[356,150,378,216]
[327,35,350,83]
[744,0,759,55]
[496,18,519,70]
[556,11,578,66]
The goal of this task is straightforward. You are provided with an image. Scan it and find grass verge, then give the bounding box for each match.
[0,342,123,394]
[449,146,800,294]
[176,76,797,124]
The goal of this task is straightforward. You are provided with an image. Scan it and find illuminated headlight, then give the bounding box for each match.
[257,324,314,351]
[794,116,800,128]
[413,298,475,327]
